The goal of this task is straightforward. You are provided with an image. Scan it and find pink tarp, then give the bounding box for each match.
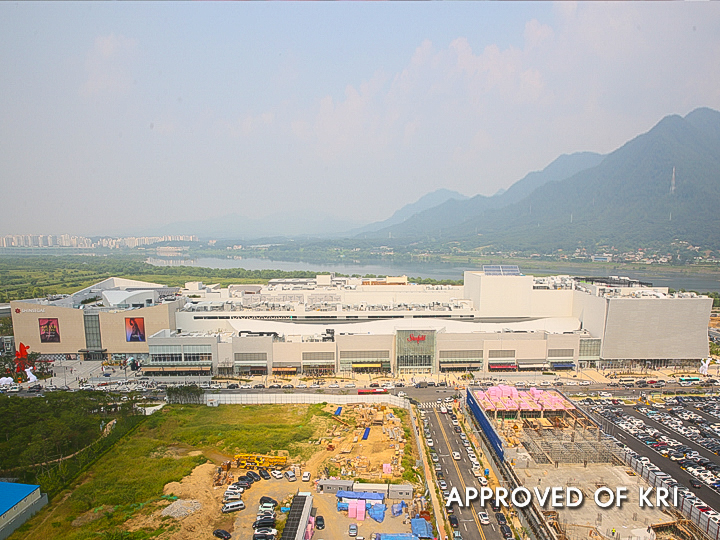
[357,500,366,521]
[383,463,392,474]
[348,499,357,519]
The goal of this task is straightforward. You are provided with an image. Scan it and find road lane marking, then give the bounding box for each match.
[434,409,487,540]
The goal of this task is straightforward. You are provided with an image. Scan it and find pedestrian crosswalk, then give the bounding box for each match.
[419,401,453,409]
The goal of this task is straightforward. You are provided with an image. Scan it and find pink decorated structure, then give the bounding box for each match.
[473,385,575,419]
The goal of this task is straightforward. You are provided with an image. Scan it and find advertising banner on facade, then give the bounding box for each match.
[39,318,61,343]
[125,317,146,342]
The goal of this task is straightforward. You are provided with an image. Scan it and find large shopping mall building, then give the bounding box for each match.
[10,267,712,377]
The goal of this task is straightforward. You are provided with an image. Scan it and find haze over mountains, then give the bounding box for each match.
[155,107,720,251]
[358,107,720,251]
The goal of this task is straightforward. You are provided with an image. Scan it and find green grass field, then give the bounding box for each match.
[13,403,325,540]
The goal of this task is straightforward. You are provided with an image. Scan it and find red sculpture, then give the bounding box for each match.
[15,342,31,373]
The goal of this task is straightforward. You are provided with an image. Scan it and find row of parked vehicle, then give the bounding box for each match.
[588,403,720,524]
[591,402,720,502]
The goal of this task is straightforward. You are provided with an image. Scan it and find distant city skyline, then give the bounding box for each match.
[2,2,720,236]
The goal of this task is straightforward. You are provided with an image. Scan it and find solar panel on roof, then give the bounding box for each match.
[482,265,521,276]
[500,265,521,276]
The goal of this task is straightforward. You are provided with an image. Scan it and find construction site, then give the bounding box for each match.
[474,386,619,465]
[206,402,415,490]
[318,403,411,481]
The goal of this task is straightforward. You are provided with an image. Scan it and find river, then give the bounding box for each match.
[146,256,720,292]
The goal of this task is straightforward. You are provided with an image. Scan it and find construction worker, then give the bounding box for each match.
[611,528,616,536]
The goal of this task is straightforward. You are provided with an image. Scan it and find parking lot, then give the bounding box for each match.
[583,396,720,520]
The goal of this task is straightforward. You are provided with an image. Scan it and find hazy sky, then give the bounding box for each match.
[2,2,720,236]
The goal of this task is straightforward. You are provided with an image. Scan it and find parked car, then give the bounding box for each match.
[222,501,245,513]
[500,524,513,539]
[258,468,271,480]
[449,515,459,528]
[213,530,232,539]
[247,470,262,482]
[270,470,284,480]
[478,511,490,525]
[316,515,325,530]
[349,524,358,536]
[259,496,278,507]
[284,471,297,482]
[302,471,311,482]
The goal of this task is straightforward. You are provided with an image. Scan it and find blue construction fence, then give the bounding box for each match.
[466,389,504,462]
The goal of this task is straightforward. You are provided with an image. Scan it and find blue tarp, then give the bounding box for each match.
[362,427,370,440]
[377,535,419,540]
[337,502,349,511]
[335,407,342,416]
[368,503,386,523]
[335,490,384,501]
[391,501,407,517]
[411,518,434,539]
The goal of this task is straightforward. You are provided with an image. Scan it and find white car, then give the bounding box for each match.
[271,470,284,479]
[452,452,461,460]
[599,391,612,398]
[565,381,578,386]
[539,381,551,387]
[302,472,311,482]
[439,407,448,414]
[344,383,356,388]
[444,397,453,403]
[239,384,252,389]
[579,380,591,386]
[398,391,407,397]
[478,511,490,525]
[427,439,434,447]
[328,384,339,388]
[297,384,308,388]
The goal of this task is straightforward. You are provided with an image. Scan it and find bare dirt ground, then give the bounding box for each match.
[710,316,720,328]
[123,462,231,539]
[304,404,411,482]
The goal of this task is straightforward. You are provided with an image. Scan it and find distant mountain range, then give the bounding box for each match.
[365,151,605,239]
[359,107,720,251]
[349,188,469,236]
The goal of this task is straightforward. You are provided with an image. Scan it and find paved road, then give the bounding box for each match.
[423,405,502,540]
